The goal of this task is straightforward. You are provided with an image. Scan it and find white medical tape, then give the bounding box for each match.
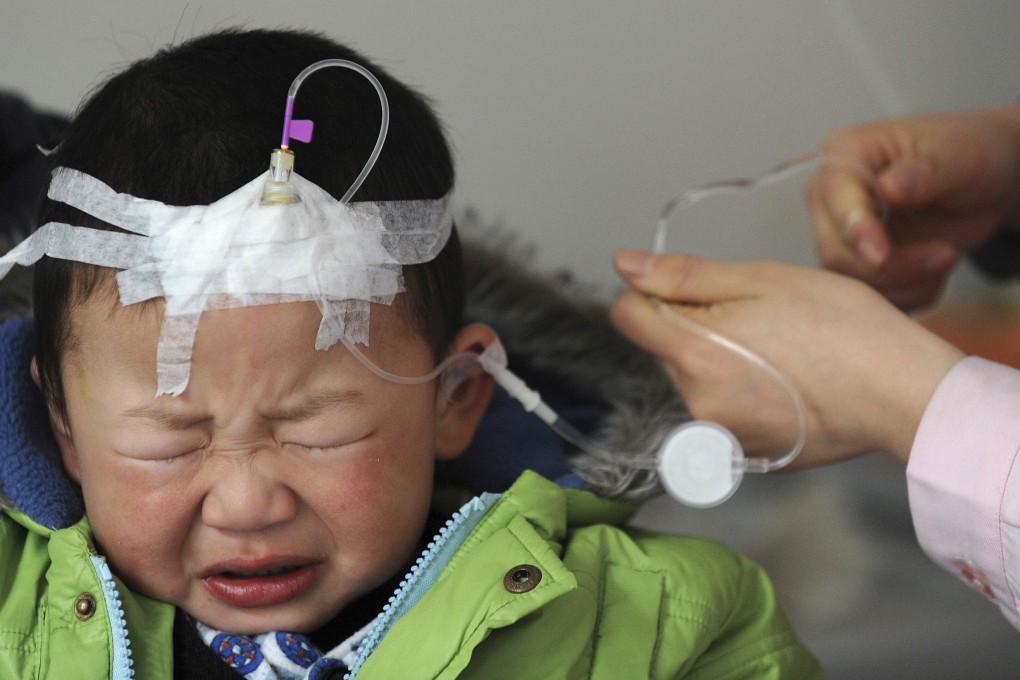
[0,222,149,276]
[0,167,453,396]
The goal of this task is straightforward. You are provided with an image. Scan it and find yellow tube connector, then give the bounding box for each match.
[259,148,301,205]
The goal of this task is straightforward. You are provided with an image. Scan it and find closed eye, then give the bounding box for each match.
[283,430,374,453]
[116,441,207,463]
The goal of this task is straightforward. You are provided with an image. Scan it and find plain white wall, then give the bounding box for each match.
[3,1,1019,291]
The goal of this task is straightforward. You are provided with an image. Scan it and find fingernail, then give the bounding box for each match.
[856,236,886,266]
[616,249,654,276]
[840,207,866,242]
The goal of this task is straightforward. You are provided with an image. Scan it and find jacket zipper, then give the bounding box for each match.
[344,493,499,678]
[90,555,135,679]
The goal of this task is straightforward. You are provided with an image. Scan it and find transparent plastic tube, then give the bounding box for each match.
[651,300,805,473]
[271,61,623,470]
[648,152,886,473]
[340,334,617,461]
[327,153,884,506]
[651,153,885,254]
[276,59,391,204]
[336,155,879,478]
[339,335,468,385]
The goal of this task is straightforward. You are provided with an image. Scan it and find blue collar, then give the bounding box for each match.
[0,317,84,529]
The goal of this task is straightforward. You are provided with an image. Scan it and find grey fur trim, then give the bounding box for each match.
[460,214,689,502]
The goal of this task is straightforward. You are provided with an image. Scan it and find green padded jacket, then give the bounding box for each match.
[0,471,822,679]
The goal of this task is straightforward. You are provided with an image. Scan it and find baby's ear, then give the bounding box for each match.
[434,323,497,461]
[30,357,81,483]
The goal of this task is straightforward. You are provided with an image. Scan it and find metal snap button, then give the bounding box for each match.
[74,592,97,621]
[503,564,542,593]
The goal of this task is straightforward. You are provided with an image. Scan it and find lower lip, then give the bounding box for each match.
[203,564,323,608]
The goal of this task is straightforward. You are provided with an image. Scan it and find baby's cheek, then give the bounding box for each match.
[86,483,193,601]
[315,454,431,558]
[311,460,389,527]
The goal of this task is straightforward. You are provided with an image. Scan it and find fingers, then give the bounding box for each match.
[817,227,957,310]
[873,242,957,309]
[614,249,758,305]
[609,288,679,360]
[611,250,769,375]
[808,163,891,269]
[807,153,960,310]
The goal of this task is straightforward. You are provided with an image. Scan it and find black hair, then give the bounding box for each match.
[33,28,462,417]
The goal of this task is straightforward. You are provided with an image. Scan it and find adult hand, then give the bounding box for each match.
[809,104,1020,310]
[611,249,965,468]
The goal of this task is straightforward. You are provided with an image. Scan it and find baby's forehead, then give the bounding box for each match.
[67,269,153,315]
[16,165,452,397]
[64,291,424,367]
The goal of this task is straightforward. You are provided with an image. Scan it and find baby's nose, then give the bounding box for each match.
[200,451,299,532]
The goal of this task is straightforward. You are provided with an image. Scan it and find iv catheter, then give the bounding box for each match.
[261,59,390,206]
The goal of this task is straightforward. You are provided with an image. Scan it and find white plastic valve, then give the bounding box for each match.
[657,421,745,508]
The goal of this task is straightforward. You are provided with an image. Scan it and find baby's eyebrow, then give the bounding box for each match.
[119,391,363,429]
[120,403,211,431]
[263,391,366,422]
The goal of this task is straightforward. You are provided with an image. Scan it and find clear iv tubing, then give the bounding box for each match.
[337,154,886,475]
[283,60,620,465]
[651,153,884,253]
[339,335,610,461]
[649,152,885,472]
[280,59,390,204]
[277,59,620,466]
[652,301,806,473]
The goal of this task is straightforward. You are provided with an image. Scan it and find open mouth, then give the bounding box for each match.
[203,562,323,608]
[221,565,302,578]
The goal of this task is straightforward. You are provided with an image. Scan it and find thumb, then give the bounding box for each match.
[614,249,753,305]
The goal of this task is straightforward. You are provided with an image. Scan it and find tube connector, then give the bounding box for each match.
[260,148,301,205]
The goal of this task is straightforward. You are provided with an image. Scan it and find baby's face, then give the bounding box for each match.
[55,297,457,634]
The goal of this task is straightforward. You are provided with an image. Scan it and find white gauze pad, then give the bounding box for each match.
[0,167,452,396]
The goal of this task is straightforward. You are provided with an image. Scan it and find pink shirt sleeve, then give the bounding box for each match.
[907,356,1020,631]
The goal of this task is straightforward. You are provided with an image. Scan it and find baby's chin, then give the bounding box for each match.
[184,601,336,635]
